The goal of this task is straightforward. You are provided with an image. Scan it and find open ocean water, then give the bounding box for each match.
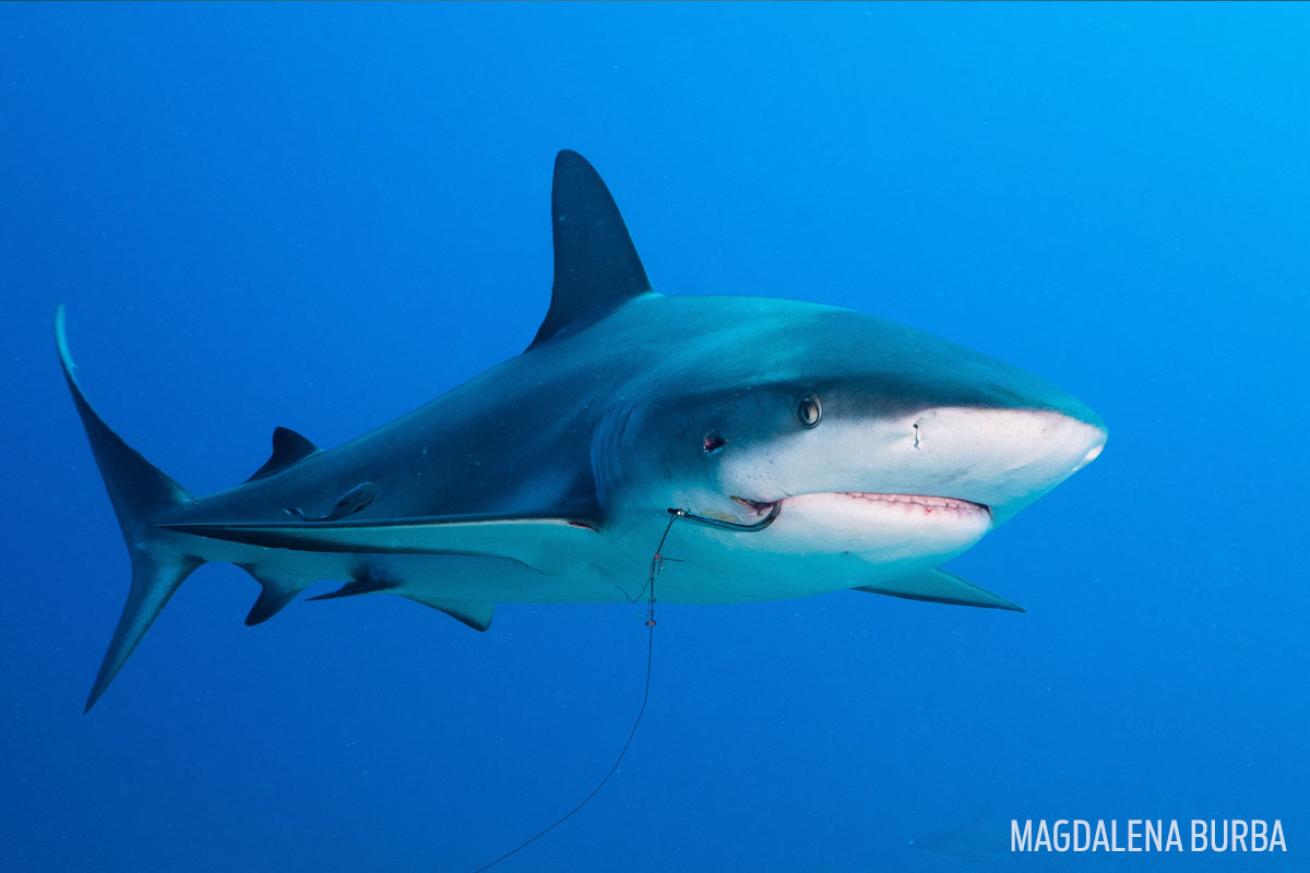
[2,4,1308,871]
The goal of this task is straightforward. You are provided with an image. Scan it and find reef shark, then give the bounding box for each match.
[59,150,1106,712]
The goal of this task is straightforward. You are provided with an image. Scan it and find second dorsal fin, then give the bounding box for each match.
[528,150,651,350]
[248,426,319,482]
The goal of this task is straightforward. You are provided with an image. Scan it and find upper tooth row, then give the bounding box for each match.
[845,492,968,509]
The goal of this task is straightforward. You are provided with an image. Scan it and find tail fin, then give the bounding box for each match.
[55,307,203,712]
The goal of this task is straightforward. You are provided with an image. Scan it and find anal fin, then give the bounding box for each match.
[855,568,1024,613]
[239,564,307,626]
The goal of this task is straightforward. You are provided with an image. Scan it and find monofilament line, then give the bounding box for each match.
[473,512,678,872]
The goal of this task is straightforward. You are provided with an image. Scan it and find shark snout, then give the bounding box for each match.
[908,405,1106,520]
[1073,430,1107,471]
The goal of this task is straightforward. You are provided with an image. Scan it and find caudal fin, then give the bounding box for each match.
[55,307,203,712]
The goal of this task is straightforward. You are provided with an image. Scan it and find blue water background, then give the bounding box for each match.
[2,4,1308,870]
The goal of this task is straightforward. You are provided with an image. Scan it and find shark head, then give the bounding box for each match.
[519,149,1107,590]
[600,295,1106,575]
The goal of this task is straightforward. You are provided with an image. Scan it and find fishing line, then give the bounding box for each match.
[472,503,780,871]
[472,512,678,872]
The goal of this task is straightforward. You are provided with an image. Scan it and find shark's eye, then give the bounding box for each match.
[796,395,822,428]
[703,431,726,453]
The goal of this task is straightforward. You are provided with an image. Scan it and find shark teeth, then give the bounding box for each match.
[732,496,779,514]
[841,492,990,515]
[734,492,989,517]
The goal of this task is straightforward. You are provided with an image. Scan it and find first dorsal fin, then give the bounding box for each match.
[528,150,651,350]
[248,426,319,481]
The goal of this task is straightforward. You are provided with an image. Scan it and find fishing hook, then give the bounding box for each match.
[666,501,781,532]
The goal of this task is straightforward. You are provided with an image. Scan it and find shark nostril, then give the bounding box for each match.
[703,431,726,453]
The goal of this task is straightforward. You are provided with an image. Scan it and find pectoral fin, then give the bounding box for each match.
[855,569,1024,613]
[162,513,598,574]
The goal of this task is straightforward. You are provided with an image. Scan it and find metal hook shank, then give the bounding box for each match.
[667,502,781,532]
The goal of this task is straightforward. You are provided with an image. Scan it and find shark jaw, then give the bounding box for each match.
[711,406,1107,528]
[680,406,1107,575]
[718,490,993,567]
[734,491,990,520]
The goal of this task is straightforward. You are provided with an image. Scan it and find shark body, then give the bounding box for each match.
[60,151,1106,712]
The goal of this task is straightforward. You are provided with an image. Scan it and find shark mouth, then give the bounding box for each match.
[733,492,991,519]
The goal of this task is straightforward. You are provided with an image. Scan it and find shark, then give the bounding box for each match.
[59,150,1106,713]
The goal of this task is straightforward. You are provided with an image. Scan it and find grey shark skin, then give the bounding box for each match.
[59,150,1107,712]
